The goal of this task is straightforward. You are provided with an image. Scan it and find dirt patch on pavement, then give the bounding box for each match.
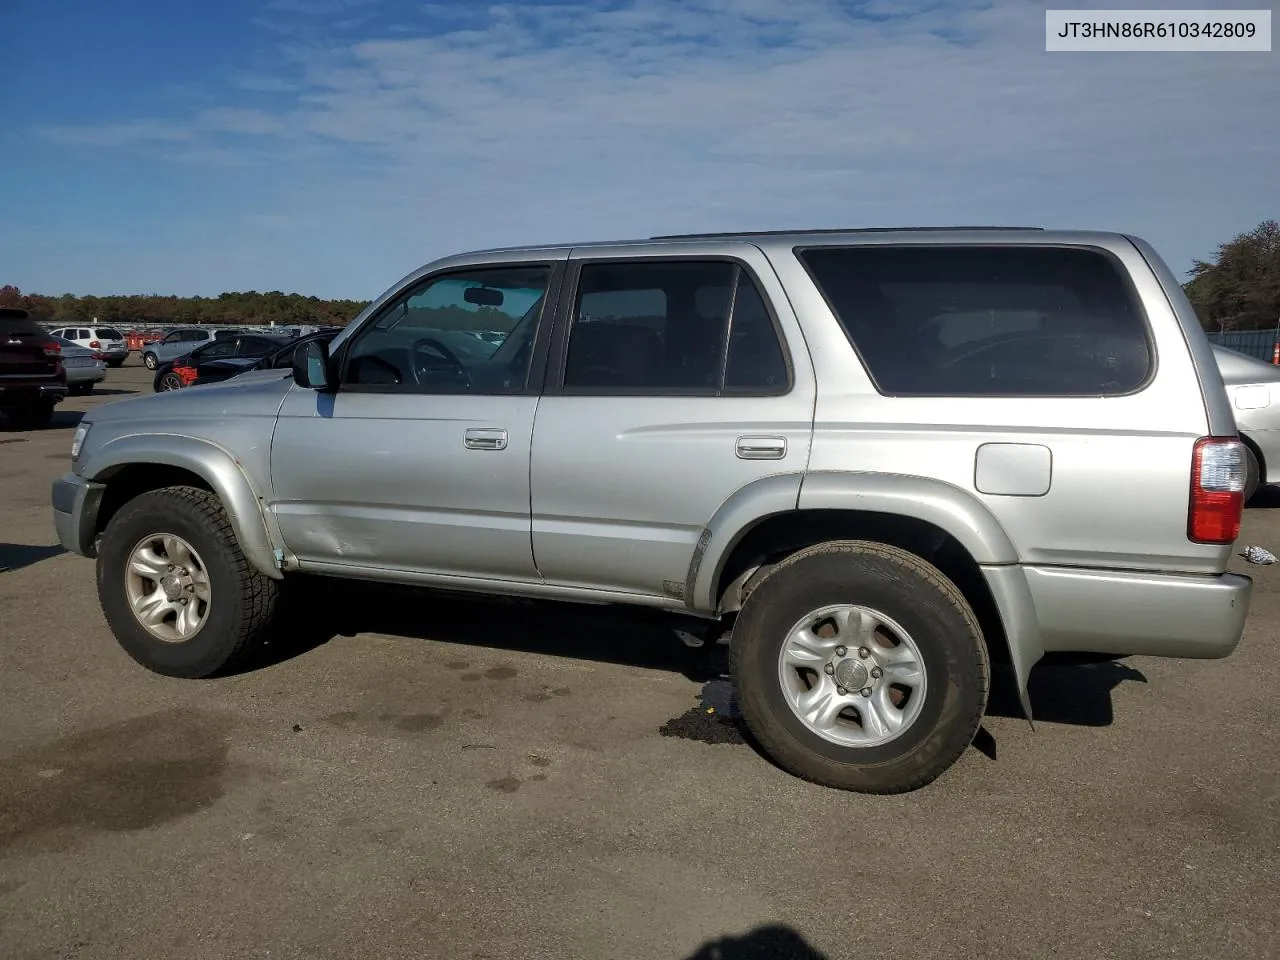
[0,708,235,856]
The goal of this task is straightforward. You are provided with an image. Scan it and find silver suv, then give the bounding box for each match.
[51,227,1252,793]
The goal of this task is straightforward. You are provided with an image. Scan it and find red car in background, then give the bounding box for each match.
[125,329,166,353]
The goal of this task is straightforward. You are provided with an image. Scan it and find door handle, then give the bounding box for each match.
[464,428,508,451]
[736,436,787,460]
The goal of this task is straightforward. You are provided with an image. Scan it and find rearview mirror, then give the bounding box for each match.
[293,339,332,390]
[464,286,504,307]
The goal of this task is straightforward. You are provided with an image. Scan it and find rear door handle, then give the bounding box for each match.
[736,436,787,460]
[464,428,508,451]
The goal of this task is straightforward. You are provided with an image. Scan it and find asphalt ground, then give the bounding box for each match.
[2,358,1277,960]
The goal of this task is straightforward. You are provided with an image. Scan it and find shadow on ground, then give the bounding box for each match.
[251,577,1149,747]
[682,924,828,959]
[251,577,724,683]
[0,543,67,573]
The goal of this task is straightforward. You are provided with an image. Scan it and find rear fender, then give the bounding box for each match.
[689,470,1040,722]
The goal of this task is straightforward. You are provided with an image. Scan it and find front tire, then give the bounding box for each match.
[143,352,158,370]
[96,486,280,678]
[731,540,989,794]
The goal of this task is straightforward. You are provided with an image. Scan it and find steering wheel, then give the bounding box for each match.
[410,337,471,388]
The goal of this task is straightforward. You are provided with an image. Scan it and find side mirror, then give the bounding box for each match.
[293,339,332,390]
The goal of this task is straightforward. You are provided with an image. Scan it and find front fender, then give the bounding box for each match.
[87,434,284,580]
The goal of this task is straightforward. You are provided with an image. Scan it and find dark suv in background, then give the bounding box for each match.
[1,307,67,428]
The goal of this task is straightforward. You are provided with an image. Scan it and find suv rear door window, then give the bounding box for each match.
[96,328,123,340]
[562,260,790,394]
[797,245,1153,397]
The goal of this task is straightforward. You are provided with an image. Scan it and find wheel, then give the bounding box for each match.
[2,399,56,429]
[96,486,281,678]
[1244,444,1261,504]
[143,352,158,370]
[158,371,184,391]
[731,540,989,794]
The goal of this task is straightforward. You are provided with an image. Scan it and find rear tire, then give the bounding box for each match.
[2,399,57,429]
[96,486,280,678]
[143,352,158,370]
[731,540,989,794]
[1244,444,1261,504]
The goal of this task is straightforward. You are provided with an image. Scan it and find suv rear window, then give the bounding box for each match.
[0,311,45,339]
[797,245,1153,397]
[96,328,123,340]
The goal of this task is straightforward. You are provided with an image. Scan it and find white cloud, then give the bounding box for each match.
[24,0,1280,296]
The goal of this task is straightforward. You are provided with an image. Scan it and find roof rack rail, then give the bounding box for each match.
[649,226,1045,240]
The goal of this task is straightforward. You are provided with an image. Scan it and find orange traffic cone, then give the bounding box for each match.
[1272,342,1279,365]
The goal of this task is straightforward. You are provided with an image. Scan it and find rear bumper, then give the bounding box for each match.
[66,367,106,385]
[51,473,106,558]
[1023,564,1251,659]
[0,382,67,404]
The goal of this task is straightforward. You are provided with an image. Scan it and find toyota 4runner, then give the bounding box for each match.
[51,227,1252,793]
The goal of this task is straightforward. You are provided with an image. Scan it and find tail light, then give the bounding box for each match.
[89,340,101,349]
[41,339,61,358]
[1189,437,1246,544]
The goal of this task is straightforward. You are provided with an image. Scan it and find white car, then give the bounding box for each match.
[53,336,107,395]
[1212,344,1280,501]
[48,325,128,367]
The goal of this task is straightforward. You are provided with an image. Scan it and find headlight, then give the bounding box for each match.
[71,422,91,460]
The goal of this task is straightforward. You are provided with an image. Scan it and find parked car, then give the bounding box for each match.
[1,307,67,427]
[1211,344,1280,501]
[53,335,108,395]
[188,330,341,387]
[141,327,243,370]
[152,333,293,392]
[47,325,129,367]
[126,329,166,353]
[52,227,1252,794]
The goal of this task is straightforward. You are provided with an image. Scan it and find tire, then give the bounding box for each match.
[96,485,280,678]
[107,359,124,368]
[1244,444,1261,504]
[731,540,989,794]
[143,352,158,370]
[2,399,56,429]
[158,371,184,392]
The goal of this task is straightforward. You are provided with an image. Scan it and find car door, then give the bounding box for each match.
[270,256,567,581]
[529,247,817,599]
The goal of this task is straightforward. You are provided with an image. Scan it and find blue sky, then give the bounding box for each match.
[2,0,1276,299]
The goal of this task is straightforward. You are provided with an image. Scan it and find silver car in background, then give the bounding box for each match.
[54,335,107,395]
[1213,344,1280,500]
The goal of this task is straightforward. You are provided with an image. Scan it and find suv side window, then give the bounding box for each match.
[193,339,237,360]
[798,244,1153,397]
[561,259,789,394]
[341,265,553,394]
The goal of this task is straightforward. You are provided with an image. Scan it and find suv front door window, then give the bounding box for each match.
[271,262,561,579]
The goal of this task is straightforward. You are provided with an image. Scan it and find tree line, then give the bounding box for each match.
[1184,219,1280,332]
[3,218,1276,333]
[0,287,370,328]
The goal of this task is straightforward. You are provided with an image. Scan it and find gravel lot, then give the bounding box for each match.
[2,359,1278,960]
